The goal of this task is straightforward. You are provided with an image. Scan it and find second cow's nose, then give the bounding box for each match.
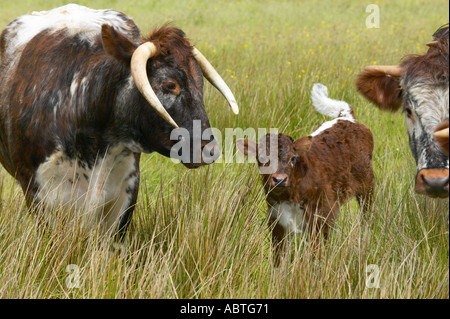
[415,169,449,198]
[421,174,449,198]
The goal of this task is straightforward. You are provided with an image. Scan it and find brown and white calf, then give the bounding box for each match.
[237,83,375,263]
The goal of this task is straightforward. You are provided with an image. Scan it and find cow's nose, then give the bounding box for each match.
[415,169,449,198]
[272,175,288,187]
[421,175,449,197]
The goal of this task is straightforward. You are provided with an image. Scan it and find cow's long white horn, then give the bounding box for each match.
[131,42,179,128]
[434,127,449,139]
[364,65,404,77]
[192,47,239,115]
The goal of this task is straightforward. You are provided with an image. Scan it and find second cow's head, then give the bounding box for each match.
[356,24,449,198]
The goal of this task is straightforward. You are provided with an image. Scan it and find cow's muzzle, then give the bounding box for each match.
[415,169,449,198]
[271,174,289,188]
[182,139,221,169]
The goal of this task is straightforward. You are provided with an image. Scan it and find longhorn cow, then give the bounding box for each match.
[0,4,239,235]
[356,24,449,198]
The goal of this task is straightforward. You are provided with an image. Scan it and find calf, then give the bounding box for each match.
[237,83,375,263]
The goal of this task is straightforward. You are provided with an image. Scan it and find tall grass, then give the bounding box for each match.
[0,0,448,298]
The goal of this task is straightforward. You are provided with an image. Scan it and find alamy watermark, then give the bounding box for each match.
[65,264,80,289]
[365,264,381,288]
[169,120,279,174]
[366,4,380,28]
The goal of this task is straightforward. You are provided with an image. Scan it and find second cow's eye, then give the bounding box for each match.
[404,106,414,121]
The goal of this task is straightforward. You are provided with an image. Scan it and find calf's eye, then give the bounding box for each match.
[290,156,298,167]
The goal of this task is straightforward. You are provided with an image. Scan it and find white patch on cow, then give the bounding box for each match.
[3,4,136,58]
[311,118,355,137]
[417,148,449,171]
[49,90,63,121]
[35,144,138,234]
[269,201,306,234]
[310,83,355,137]
[116,75,136,117]
[408,83,449,133]
[404,81,449,170]
[70,71,80,98]
[79,77,89,98]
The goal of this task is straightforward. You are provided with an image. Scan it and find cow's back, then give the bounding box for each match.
[306,119,374,201]
[0,4,140,177]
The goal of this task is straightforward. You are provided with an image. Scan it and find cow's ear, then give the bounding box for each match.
[101,24,136,63]
[236,138,257,158]
[356,69,403,112]
[294,135,313,157]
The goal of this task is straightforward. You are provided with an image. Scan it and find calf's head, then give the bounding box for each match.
[237,133,313,193]
[356,24,449,198]
[101,24,238,168]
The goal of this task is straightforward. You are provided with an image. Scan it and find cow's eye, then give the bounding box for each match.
[162,81,180,95]
[404,106,414,120]
[290,156,298,167]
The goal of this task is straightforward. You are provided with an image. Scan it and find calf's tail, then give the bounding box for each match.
[311,83,355,120]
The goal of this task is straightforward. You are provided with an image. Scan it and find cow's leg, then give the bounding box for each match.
[308,203,336,259]
[19,177,50,231]
[113,153,141,241]
[357,173,375,219]
[115,172,140,241]
[357,192,374,217]
[268,216,286,266]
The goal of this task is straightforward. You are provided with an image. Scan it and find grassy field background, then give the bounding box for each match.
[0,0,448,298]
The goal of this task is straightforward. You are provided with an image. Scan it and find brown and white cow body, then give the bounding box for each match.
[238,84,375,263]
[356,24,449,198]
[0,4,238,236]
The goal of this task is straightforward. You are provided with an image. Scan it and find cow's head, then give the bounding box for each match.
[237,134,313,195]
[356,24,449,198]
[101,24,238,168]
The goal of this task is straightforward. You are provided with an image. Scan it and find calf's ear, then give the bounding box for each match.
[356,68,403,112]
[294,135,313,157]
[101,24,137,63]
[236,138,258,158]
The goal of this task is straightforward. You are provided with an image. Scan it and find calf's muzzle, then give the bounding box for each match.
[271,174,289,187]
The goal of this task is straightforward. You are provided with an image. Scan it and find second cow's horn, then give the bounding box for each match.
[364,65,404,77]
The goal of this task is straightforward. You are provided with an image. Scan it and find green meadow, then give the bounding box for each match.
[0,0,448,298]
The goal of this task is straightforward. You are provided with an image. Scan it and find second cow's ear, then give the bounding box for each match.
[236,138,258,158]
[294,135,313,157]
[356,68,403,112]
